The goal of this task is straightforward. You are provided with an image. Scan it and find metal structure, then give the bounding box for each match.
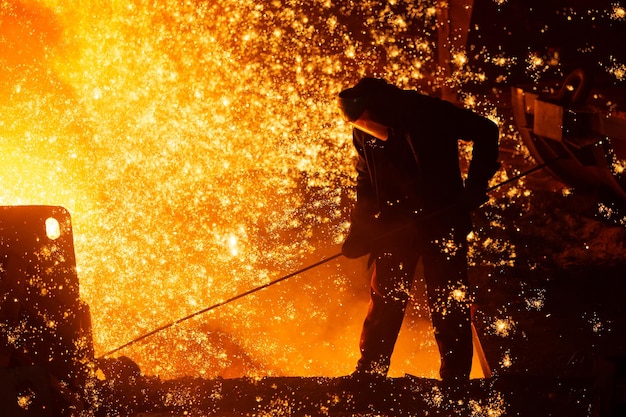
[0,206,93,416]
[511,69,626,203]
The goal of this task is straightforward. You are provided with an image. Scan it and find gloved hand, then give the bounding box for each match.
[341,224,372,259]
[464,161,500,210]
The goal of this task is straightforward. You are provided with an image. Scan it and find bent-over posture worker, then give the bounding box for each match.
[337,77,500,386]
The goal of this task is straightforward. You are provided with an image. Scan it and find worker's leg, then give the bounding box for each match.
[356,250,419,377]
[422,232,473,382]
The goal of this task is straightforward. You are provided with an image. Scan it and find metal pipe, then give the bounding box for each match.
[99,252,343,358]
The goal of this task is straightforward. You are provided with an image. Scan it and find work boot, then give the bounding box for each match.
[338,369,387,394]
[336,369,390,413]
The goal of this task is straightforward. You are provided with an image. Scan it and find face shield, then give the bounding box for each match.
[337,91,390,141]
[349,109,390,141]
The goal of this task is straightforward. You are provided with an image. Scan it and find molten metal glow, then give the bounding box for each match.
[1,1,623,393]
[0,0,457,379]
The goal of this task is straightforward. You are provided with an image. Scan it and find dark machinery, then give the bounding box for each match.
[511,69,626,207]
[0,206,93,416]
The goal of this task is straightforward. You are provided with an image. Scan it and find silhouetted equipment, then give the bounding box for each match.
[511,68,626,204]
[0,206,93,416]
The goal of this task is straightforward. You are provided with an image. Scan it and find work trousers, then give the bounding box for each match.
[356,223,473,381]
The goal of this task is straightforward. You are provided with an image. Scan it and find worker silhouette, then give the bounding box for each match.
[337,77,499,388]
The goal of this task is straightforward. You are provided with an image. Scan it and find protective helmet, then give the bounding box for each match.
[337,77,392,122]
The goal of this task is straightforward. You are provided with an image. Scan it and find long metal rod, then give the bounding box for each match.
[486,157,560,192]
[99,158,560,359]
[99,252,343,358]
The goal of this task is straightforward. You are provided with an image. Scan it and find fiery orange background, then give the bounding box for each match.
[9,0,616,381]
[0,0,467,379]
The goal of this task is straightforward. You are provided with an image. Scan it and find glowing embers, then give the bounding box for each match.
[5,0,611,383]
[433,232,462,258]
[491,317,516,338]
[0,0,462,381]
[17,388,36,411]
[524,289,546,311]
[611,148,626,174]
[450,286,467,303]
[597,201,626,226]
[227,232,240,257]
[583,310,611,334]
[423,384,507,416]
[611,5,626,20]
[468,390,507,417]
[499,350,514,369]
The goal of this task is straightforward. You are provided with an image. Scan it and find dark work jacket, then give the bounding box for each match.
[351,90,500,238]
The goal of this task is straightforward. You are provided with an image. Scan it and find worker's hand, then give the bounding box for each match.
[341,225,372,259]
